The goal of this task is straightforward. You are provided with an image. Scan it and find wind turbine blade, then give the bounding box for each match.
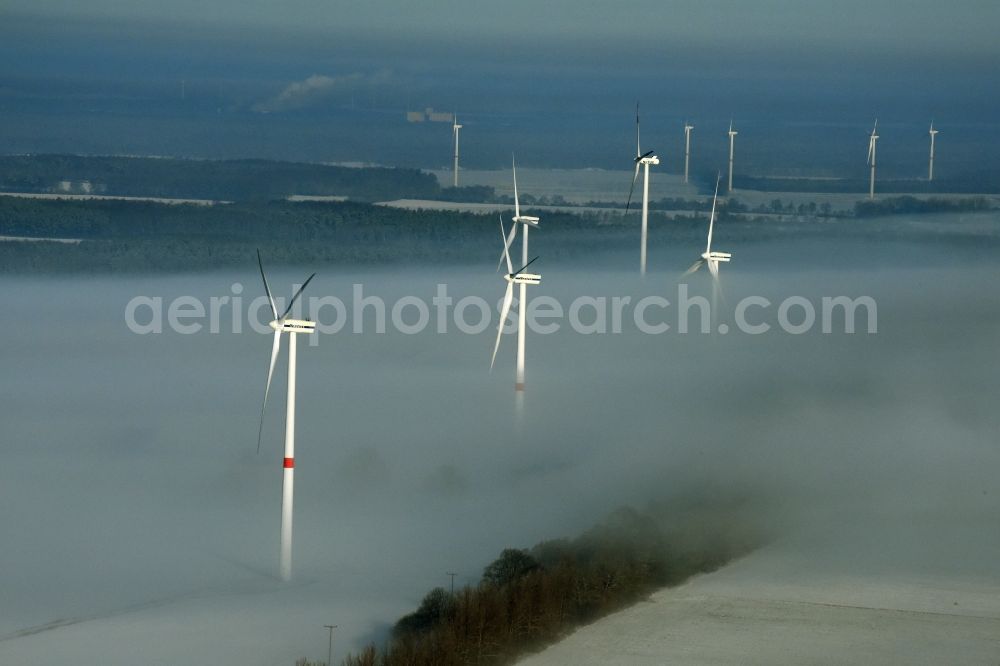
[682,259,704,277]
[707,259,720,279]
[499,216,514,274]
[512,156,520,219]
[867,138,874,165]
[490,282,515,370]
[495,221,518,272]
[257,249,277,320]
[280,273,316,320]
[514,256,539,276]
[706,175,720,254]
[257,330,282,454]
[625,163,640,213]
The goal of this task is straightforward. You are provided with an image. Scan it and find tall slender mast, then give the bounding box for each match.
[626,103,658,276]
[279,332,297,582]
[640,162,651,275]
[867,120,879,200]
[516,225,528,391]
[928,122,938,182]
[684,123,694,184]
[869,142,876,200]
[452,115,462,187]
[727,121,737,193]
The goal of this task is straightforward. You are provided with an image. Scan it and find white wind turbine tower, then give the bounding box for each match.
[683,121,694,184]
[496,160,540,393]
[256,250,316,582]
[928,121,939,182]
[867,119,879,200]
[492,216,540,405]
[491,218,540,376]
[452,113,463,187]
[625,102,659,276]
[683,177,730,321]
[727,120,738,193]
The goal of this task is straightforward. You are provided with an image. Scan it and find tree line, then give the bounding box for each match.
[0,155,444,202]
[854,195,992,217]
[1,194,995,274]
[329,504,760,666]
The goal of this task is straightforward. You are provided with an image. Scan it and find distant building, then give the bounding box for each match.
[406,107,455,123]
[55,180,95,194]
[427,109,453,122]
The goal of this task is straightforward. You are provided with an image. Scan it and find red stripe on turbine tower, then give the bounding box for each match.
[283,457,295,468]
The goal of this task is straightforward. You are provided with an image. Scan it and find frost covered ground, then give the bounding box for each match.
[521,540,1000,665]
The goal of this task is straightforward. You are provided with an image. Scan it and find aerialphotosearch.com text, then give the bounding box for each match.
[124,283,877,343]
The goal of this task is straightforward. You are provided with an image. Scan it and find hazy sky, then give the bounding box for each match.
[3,1,998,169]
[6,0,999,57]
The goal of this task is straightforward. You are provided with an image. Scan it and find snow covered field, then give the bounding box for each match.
[427,167,1000,214]
[428,167,700,204]
[520,541,1000,665]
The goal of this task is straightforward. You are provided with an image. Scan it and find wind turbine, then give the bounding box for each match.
[867,119,879,200]
[928,121,939,182]
[256,250,316,582]
[492,217,540,393]
[683,121,694,184]
[727,120,738,193]
[625,102,659,276]
[683,177,730,321]
[495,160,540,392]
[452,114,463,187]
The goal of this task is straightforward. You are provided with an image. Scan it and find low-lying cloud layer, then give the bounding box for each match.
[1,225,999,664]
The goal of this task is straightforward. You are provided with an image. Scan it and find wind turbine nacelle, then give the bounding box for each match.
[513,215,540,227]
[702,251,731,262]
[272,319,317,333]
[505,273,541,285]
[640,155,660,165]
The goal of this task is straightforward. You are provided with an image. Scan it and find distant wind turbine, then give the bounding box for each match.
[727,120,738,193]
[256,250,316,582]
[683,177,730,320]
[452,114,463,187]
[625,102,659,276]
[492,216,540,394]
[867,119,879,200]
[495,160,540,392]
[683,121,694,184]
[928,121,939,182]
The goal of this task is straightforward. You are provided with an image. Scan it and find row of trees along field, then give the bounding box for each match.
[297,504,763,666]
[0,194,995,273]
[0,155,487,203]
